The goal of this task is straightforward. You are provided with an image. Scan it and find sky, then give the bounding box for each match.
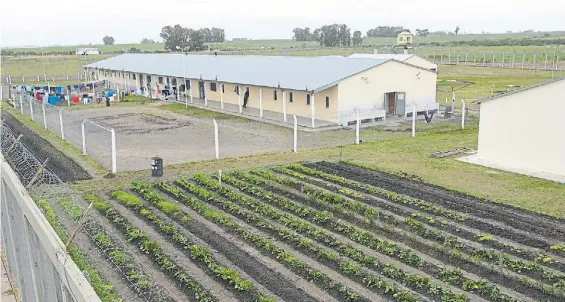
[1,0,564,47]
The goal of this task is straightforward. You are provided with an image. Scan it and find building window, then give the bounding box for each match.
[210,82,217,92]
[325,97,330,108]
[158,77,163,84]
[289,92,293,102]
[147,75,152,83]
[133,74,137,80]
[274,90,278,100]
[235,85,240,95]
[185,79,191,90]
[221,84,224,93]
[306,94,311,105]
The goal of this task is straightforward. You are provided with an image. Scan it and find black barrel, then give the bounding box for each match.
[151,157,163,177]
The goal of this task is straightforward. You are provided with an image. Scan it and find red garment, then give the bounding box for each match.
[73,96,80,103]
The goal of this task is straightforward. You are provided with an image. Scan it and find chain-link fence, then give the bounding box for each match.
[13,95,116,172]
[1,121,180,302]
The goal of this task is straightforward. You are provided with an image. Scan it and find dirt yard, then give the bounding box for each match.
[72,104,407,172]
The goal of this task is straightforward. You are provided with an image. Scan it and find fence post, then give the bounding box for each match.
[502,52,505,68]
[355,109,360,145]
[220,84,224,109]
[213,119,219,159]
[59,110,65,140]
[20,95,24,114]
[42,105,47,130]
[464,52,468,66]
[236,86,242,113]
[282,91,287,122]
[461,100,466,129]
[532,52,537,70]
[293,115,298,152]
[440,49,443,64]
[29,100,34,121]
[483,52,486,66]
[311,94,316,128]
[111,129,117,174]
[411,105,416,137]
[81,120,87,155]
[545,52,548,70]
[259,88,264,118]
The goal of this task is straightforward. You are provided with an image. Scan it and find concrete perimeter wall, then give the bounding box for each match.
[0,157,100,302]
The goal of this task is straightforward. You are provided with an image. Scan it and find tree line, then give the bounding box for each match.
[292,25,363,47]
[159,25,225,52]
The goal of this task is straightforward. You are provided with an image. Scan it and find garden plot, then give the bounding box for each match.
[35,161,565,301]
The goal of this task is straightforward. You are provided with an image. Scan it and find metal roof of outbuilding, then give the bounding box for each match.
[348,53,415,61]
[85,53,389,92]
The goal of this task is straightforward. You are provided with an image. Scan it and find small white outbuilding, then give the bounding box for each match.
[462,76,565,183]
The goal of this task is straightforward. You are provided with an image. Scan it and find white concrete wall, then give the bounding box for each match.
[477,79,565,177]
[337,60,437,113]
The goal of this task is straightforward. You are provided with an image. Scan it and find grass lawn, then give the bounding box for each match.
[436,65,565,110]
[68,120,565,218]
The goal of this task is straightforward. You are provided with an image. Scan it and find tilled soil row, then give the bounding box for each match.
[232,172,551,302]
[271,168,565,274]
[128,188,315,302]
[309,162,565,246]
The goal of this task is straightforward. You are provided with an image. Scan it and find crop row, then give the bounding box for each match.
[249,169,565,291]
[112,188,270,301]
[84,194,217,302]
[286,164,467,222]
[58,199,170,302]
[195,173,525,302]
[312,161,560,249]
[218,171,537,302]
[177,177,463,302]
[135,181,366,302]
[282,164,565,268]
[35,199,122,302]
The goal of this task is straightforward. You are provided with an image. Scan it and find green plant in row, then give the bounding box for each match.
[270,167,565,281]
[286,164,467,222]
[214,173,525,302]
[57,199,169,301]
[176,177,470,302]
[256,168,565,294]
[84,194,216,302]
[36,200,122,302]
[152,180,368,302]
[112,189,266,298]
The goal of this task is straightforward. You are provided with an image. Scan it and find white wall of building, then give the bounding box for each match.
[337,60,437,113]
[477,79,565,177]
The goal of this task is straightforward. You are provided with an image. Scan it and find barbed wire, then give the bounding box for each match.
[1,121,179,302]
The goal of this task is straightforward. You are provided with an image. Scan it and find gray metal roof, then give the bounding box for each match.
[85,53,389,92]
[477,76,565,104]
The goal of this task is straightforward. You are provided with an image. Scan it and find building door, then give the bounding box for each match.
[395,92,406,115]
[384,92,396,114]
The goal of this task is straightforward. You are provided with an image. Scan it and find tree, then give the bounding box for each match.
[352,31,363,46]
[338,24,351,47]
[187,30,207,51]
[141,38,157,44]
[366,26,404,37]
[293,27,313,41]
[160,25,190,51]
[455,26,461,35]
[415,29,429,37]
[129,47,141,53]
[103,36,115,45]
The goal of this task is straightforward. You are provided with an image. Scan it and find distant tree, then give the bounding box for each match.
[366,26,404,37]
[129,47,141,53]
[187,30,207,51]
[293,27,314,41]
[455,26,461,35]
[160,25,190,51]
[352,31,363,46]
[141,38,157,44]
[338,24,351,47]
[210,27,226,42]
[416,29,429,37]
[103,36,115,45]
[430,30,447,36]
